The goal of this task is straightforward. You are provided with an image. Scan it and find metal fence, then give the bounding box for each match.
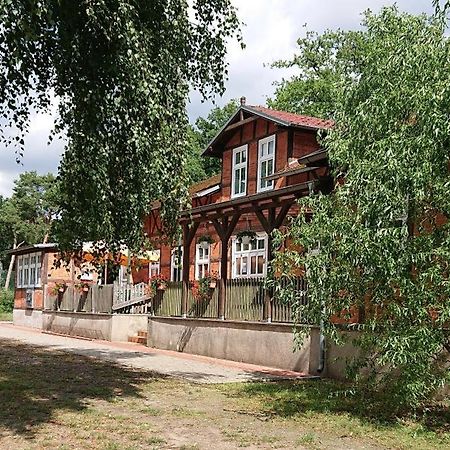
[45,284,114,314]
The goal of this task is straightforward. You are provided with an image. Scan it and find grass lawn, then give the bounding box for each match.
[0,339,448,449]
[0,312,12,321]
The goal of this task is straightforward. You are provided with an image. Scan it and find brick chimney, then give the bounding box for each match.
[240,96,246,106]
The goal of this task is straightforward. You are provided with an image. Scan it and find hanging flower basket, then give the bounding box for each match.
[236,230,257,246]
[198,235,214,249]
[149,274,168,295]
[157,282,167,291]
[50,283,67,296]
[75,282,90,293]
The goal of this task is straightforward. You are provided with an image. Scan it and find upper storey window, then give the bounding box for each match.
[231,144,248,198]
[257,135,276,192]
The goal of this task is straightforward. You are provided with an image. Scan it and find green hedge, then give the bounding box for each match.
[0,290,13,313]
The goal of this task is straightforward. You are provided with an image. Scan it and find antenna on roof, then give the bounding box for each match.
[240,96,246,106]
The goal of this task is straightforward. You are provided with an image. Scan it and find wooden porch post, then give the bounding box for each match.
[181,222,199,318]
[219,238,228,320]
[255,203,293,322]
[212,214,240,320]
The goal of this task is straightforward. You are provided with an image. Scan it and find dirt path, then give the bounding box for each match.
[0,323,312,384]
[0,336,390,450]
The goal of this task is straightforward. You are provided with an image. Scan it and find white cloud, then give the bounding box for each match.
[0,0,435,196]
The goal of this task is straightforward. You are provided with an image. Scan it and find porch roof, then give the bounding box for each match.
[179,181,312,223]
[7,243,58,256]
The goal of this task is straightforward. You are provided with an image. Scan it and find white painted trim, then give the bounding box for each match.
[257,134,276,193]
[194,185,220,198]
[231,232,268,278]
[231,144,248,199]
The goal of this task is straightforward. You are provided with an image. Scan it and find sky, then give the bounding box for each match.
[0,0,435,197]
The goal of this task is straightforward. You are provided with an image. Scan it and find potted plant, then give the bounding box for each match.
[149,273,168,293]
[208,271,219,289]
[236,230,257,246]
[75,282,90,293]
[197,235,214,250]
[50,282,67,296]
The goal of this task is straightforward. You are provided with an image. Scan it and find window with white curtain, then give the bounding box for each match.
[232,234,267,278]
[195,244,210,280]
[171,246,183,282]
[149,249,161,278]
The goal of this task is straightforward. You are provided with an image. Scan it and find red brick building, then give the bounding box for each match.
[145,99,332,320]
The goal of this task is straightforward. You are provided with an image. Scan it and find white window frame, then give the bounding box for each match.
[257,135,276,193]
[16,252,42,288]
[231,233,268,278]
[195,244,210,280]
[171,246,183,282]
[231,144,248,198]
[149,249,161,279]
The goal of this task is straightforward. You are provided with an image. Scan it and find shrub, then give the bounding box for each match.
[0,289,14,313]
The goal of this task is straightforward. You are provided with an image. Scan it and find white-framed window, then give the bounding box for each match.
[171,246,183,282]
[257,135,276,192]
[195,244,210,280]
[232,233,268,278]
[16,252,42,288]
[149,249,161,278]
[231,144,248,198]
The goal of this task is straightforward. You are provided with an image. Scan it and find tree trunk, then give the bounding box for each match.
[4,236,17,290]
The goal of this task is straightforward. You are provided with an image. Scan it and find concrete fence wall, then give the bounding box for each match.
[38,311,147,342]
[148,317,359,379]
[148,317,322,375]
[13,309,44,329]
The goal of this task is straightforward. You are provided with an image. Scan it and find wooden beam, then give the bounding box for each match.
[255,210,271,234]
[224,116,257,132]
[181,222,199,318]
[212,214,240,320]
[274,202,294,229]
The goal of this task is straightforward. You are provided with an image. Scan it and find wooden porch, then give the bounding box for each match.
[178,181,314,322]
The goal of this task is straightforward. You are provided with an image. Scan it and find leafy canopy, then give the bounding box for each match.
[271,5,450,409]
[0,171,59,261]
[185,99,238,183]
[268,28,361,119]
[0,0,242,255]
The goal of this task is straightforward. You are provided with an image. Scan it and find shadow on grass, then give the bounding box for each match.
[0,338,164,438]
[236,380,450,434]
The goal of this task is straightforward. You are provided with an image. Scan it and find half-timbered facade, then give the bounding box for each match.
[144,99,333,321]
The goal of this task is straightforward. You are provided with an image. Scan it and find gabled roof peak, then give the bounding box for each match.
[202,103,333,157]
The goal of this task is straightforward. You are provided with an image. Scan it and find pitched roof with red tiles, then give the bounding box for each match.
[247,105,334,130]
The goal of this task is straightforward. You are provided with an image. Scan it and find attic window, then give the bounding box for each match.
[231,144,248,198]
[257,135,276,192]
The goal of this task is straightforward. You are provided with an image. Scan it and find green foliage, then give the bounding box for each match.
[1,172,59,243]
[0,289,13,313]
[271,6,450,410]
[185,100,239,183]
[0,172,59,268]
[0,1,242,255]
[268,28,362,119]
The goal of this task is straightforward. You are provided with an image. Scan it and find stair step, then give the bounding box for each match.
[128,336,147,344]
[137,331,148,338]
